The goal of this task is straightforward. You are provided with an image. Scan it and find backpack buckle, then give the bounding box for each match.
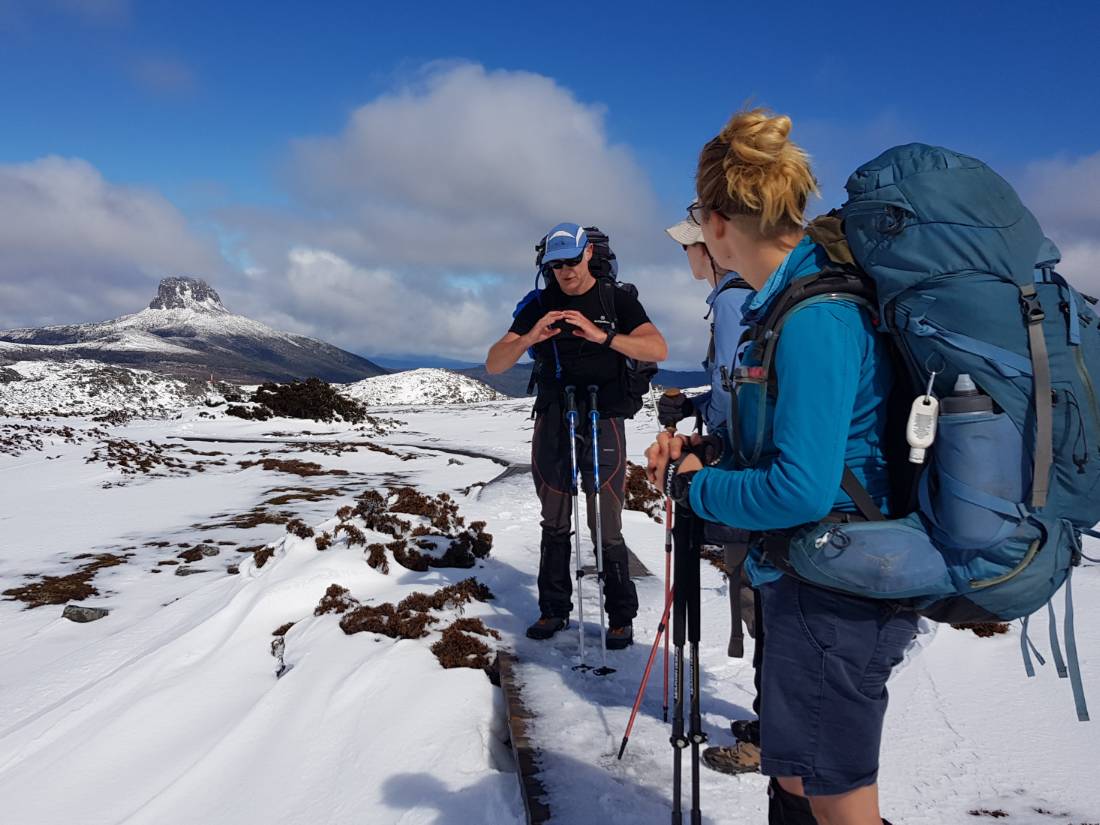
[732,366,768,384]
[1020,293,1045,325]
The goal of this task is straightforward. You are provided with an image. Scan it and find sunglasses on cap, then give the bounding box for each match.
[547,254,584,270]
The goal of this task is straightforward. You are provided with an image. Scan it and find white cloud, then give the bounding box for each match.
[283,62,661,273]
[0,156,226,329]
[233,248,711,369]
[1021,150,1100,295]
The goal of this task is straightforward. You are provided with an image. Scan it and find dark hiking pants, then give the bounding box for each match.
[531,411,639,627]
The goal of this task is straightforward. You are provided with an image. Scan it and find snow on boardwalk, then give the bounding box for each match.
[0,399,1097,825]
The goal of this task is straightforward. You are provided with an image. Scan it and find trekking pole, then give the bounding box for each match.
[587,385,614,676]
[565,386,587,671]
[656,390,681,723]
[617,580,674,759]
[617,461,677,759]
[670,500,690,824]
[687,512,707,824]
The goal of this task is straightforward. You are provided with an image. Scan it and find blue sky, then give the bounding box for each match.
[2,0,1099,366]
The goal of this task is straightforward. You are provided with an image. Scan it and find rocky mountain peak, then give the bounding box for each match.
[148,277,227,313]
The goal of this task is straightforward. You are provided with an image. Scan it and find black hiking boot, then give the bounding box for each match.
[730,717,760,746]
[702,742,761,775]
[526,615,568,640]
[606,623,634,650]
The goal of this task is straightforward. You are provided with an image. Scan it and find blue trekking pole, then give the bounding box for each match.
[588,385,614,676]
[564,386,587,670]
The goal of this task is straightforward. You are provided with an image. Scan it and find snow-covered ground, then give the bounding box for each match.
[0,399,1097,825]
[342,368,503,406]
[0,359,206,417]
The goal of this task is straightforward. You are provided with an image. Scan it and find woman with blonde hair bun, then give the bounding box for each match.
[647,108,916,824]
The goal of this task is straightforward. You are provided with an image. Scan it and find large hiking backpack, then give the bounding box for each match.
[734,144,1100,719]
[514,226,657,414]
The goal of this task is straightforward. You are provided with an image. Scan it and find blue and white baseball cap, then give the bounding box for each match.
[541,222,589,263]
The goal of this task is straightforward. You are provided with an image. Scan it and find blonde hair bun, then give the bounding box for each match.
[696,107,818,236]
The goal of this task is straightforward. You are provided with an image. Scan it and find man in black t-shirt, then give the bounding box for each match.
[486,222,668,649]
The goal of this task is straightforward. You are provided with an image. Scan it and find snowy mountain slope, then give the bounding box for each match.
[0,277,387,384]
[0,359,208,417]
[342,368,503,406]
[0,401,1096,825]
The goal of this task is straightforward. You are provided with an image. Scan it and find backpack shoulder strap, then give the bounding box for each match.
[596,276,620,330]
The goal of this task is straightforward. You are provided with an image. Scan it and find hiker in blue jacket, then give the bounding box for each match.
[647,108,917,825]
[660,218,763,775]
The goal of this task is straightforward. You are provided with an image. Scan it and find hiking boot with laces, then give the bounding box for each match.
[606,623,634,650]
[702,742,761,775]
[730,718,760,746]
[525,615,568,640]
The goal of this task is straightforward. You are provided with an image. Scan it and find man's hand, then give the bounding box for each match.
[523,311,565,346]
[645,430,689,486]
[558,310,608,344]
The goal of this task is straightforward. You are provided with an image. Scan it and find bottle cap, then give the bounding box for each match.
[909,446,927,464]
[954,373,978,394]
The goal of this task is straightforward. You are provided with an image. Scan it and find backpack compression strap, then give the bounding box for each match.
[1019,283,1052,508]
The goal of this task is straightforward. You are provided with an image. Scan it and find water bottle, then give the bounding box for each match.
[939,373,992,415]
[933,374,1026,549]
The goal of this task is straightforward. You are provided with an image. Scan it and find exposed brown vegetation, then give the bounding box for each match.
[264,487,342,506]
[431,621,497,670]
[340,603,438,639]
[354,489,410,537]
[315,584,358,616]
[952,622,1011,638]
[3,553,127,608]
[396,578,494,612]
[0,422,107,458]
[625,461,664,523]
[334,522,367,546]
[238,458,349,477]
[87,438,226,480]
[202,509,292,530]
[365,543,390,573]
[252,378,368,423]
[253,546,275,568]
[285,518,315,539]
[314,532,333,551]
[389,486,463,532]
[273,622,295,636]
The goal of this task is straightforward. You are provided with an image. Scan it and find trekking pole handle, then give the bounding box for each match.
[565,385,577,416]
[587,384,599,414]
[662,387,682,433]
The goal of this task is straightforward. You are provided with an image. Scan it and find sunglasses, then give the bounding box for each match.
[547,255,583,270]
[687,201,728,226]
[686,201,708,226]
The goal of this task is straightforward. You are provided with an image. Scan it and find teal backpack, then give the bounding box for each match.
[743,144,1100,720]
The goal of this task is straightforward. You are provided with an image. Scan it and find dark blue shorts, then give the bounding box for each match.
[758,575,919,796]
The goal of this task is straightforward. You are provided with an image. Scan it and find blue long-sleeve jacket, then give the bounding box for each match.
[692,272,751,433]
[688,237,893,581]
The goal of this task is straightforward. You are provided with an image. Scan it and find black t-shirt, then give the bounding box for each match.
[509,277,651,416]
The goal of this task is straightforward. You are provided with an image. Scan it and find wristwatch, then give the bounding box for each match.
[601,329,616,348]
